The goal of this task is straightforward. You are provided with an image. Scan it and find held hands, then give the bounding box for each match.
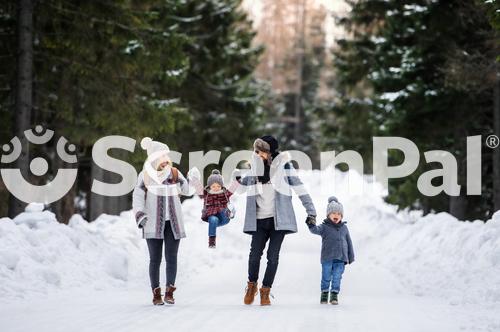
[187,167,201,181]
[305,215,316,226]
[188,167,241,181]
[231,168,241,181]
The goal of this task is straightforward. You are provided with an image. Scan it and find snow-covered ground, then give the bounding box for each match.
[1,170,499,332]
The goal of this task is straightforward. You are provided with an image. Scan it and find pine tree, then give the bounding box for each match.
[164,0,265,173]
[30,0,192,221]
[0,1,16,217]
[330,0,497,219]
[0,0,264,220]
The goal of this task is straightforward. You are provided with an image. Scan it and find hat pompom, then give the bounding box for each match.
[328,196,338,204]
[140,137,152,150]
[211,169,221,175]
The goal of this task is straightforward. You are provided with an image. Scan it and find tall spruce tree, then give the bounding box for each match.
[0,1,17,217]
[32,0,191,221]
[0,0,264,220]
[329,0,497,219]
[162,0,265,176]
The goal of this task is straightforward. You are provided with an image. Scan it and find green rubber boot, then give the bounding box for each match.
[330,292,338,305]
[320,291,329,304]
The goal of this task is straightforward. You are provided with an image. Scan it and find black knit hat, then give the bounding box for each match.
[254,135,279,155]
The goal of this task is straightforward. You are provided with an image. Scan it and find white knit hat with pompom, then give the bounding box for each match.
[140,137,169,156]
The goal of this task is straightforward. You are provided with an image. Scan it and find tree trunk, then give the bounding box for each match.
[8,0,34,218]
[449,195,466,220]
[88,157,131,221]
[449,126,467,220]
[493,65,500,212]
[293,0,306,143]
[51,157,76,224]
[89,160,105,221]
[53,183,76,224]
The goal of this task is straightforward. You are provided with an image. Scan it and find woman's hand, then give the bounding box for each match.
[138,217,148,229]
[187,167,201,181]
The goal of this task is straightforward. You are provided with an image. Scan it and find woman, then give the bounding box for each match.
[132,137,189,305]
[238,135,317,305]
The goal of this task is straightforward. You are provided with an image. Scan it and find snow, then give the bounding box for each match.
[380,90,409,101]
[0,169,499,331]
[24,202,45,213]
[403,4,428,15]
[370,36,387,44]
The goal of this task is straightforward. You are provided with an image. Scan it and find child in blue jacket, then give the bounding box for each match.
[306,196,354,305]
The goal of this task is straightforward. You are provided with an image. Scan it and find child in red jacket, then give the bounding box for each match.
[189,168,238,248]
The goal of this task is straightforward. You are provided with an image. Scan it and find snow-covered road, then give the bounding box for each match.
[0,239,493,332]
[1,170,499,331]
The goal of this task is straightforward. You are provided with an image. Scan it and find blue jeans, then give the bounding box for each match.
[207,209,230,237]
[321,259,345,293]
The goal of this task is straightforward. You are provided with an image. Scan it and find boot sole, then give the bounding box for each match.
[244,298,256,305]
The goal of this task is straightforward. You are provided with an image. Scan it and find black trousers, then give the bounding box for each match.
[248,217,286,288]
[146,222,180,290]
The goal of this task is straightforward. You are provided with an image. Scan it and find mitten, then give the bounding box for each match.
[138,217,148,229]
[305,215,316,225]
[187,167,201,181]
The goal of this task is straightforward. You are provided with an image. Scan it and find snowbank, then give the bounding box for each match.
[0,170,499,308]
[302,170,500,306]
[0,206,146,301]
[356,206,500,304]
[296,171,500,305]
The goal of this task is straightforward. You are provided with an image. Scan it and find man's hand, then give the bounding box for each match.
[231,168,242,183]
[305,215,316,225]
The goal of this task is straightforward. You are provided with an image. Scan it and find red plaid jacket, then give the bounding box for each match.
[201,188,233,221]
[191,176,238,221]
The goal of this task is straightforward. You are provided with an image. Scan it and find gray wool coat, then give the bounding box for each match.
[238,154,317,234]
[308,219,355,264]
[132,169,189,240]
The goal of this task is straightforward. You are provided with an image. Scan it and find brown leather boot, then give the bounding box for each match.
[208,236,216,248]
[152,287,164,305]
[260,286,271,306]
[244,281,258,305]
[164,285,176,304]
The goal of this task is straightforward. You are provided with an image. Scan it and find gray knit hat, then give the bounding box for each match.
[326,196,343,217]
[207,169,224,187]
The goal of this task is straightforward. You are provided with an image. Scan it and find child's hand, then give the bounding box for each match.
[188,167,201,181]
[305,215,316,225]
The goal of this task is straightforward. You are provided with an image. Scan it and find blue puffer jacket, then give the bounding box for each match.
[308,219,355,264]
